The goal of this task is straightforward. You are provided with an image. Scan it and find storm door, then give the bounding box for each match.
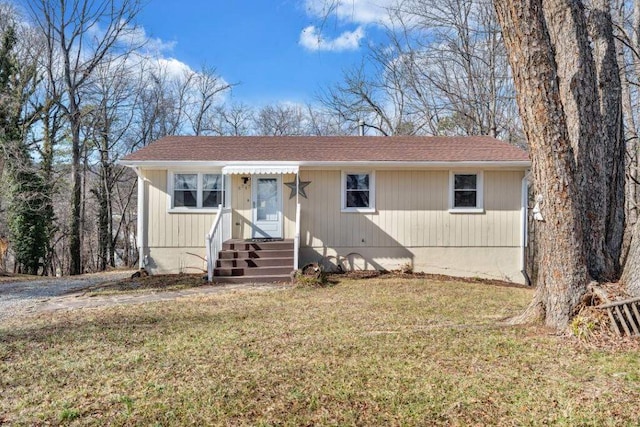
[251,175,282,238]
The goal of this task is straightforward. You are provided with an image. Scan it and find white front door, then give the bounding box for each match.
[252,175,282,238]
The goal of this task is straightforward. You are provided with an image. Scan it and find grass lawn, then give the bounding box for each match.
[1,277,639,426]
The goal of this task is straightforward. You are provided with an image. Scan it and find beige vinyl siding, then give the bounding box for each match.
[230,174,251,239]
[283,175,296,239]
[144,170,217,248]
[299,169,523,249]
[143,168,522,249]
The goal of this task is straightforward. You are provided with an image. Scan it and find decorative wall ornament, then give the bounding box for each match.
[533,194,544,221]
[285,177,311,199]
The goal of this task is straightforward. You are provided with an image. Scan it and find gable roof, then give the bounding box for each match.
[121,136,529,165]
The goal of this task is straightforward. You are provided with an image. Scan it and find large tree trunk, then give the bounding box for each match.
[589,0,625,276]
[541,0,614,281]
[494,0,589,329]
[69,112,82,275]
[616,3,639,263]
[494,0,626,328]
[40,111,57,276]
[622,219,640,296]
[96,133,113,271]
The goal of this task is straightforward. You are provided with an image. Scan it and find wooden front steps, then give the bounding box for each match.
[213,239,294,284]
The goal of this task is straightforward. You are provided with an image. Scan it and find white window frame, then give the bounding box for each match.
[167,171,228,213]
[449,171,484,213]
[341,170,375,213]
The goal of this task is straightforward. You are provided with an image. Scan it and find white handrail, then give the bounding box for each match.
[294,202,301,270]
[206,204,224,282]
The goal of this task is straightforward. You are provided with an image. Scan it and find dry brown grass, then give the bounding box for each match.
[1,277,639,425]
[0,273,41,283]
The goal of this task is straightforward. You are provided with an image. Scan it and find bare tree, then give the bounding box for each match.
[319,60,417,136]
[305,104,350,135]
[253,104,308,136]
[319,0,521,141]
[611,0,639,249]
[214,102,254,136]
[183,65,232,135]
[82,56,140,270]
[616,0,640,294]
[27,0,142,275]
[394,0,516,137]
[131,66,183,147]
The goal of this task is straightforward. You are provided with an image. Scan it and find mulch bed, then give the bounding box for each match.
[66,273,207,294]
[329,270,527,289]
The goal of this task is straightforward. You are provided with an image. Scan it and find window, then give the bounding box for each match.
[174,174,197,207]
[202,174,224,207]
[170,172,225,211]
[449,171,483,212]
[342,171,375,212]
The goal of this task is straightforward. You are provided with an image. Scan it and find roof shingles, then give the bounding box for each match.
[122,136,529,163]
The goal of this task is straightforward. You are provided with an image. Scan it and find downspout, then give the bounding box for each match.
[133,167,147,269]
[521,170,532,286]
[295,173,300,270]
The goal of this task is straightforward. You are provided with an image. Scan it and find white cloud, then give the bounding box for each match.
[152,56,193,78]
[299,1,399,53]
[303,0,396,26]
[123,25,177,54]
[299,25,364,52]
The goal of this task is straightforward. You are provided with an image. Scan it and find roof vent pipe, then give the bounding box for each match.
[358,119,365,136]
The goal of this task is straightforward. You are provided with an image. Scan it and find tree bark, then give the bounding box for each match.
[68,106,82,275]
[494,0,589,329]
[589,0,625,276]
[541,0,614,281]
[622,219,640,296]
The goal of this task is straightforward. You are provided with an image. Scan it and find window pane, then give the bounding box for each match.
[346,190,370,208]
[257,178,278,221]
[454,174,477,190]
[454,190,477,207]
[175,174,197,190]
[203,174,222,190]
[203,190,223,207]
[175,190,197,207]
[346,174,369,190]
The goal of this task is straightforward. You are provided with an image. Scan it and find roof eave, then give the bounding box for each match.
[119,159,531,169]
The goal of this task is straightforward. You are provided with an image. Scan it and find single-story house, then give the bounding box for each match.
[120,136,531,284]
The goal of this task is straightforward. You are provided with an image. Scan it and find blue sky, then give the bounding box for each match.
[136,0,392,105]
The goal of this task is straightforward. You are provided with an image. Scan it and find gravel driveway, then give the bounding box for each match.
[0,271,289,324]
[0,270,134,323]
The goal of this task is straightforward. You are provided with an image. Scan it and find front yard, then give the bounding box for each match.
[1,277,639,425]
